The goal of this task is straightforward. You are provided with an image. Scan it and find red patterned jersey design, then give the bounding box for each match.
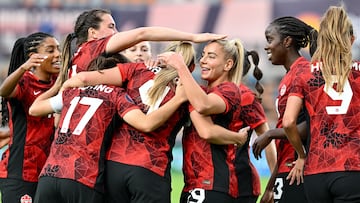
[69,36,111,77]
[289,61,360,175]
[106,63,188,178]
[0,72,55,182]
[275,57,310,173]
[182,82,241,198]
[40,86,138,192]
[235,84,266,197]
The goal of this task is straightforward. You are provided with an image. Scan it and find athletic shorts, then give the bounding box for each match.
[105,161,171,203]
[274,173,307,203]
[304,171,360,203]
[0,178,37,203]
[235,195,258,203]
[180,188,235,203]
[34,176,104,203]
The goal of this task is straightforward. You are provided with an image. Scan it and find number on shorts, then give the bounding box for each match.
[60,96,103,135]
[187,188,205,203]
[274,177,284,200]
[324,77,353,115]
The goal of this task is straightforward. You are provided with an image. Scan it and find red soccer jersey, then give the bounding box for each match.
[0,72,55,182]
[105,63,188,179]
[69,36,111,77]
[182,82,241,198]
[40,85,138,192]
[275,57,310,174]
[289,61,360,175]
[235,84,266,197]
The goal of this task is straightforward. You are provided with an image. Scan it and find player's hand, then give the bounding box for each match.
[174,78,187,103]
[20,54,48,71]
[235,126,250,147]
[287,157,305,185]
[157,52,186,71]
[252,132,272,160]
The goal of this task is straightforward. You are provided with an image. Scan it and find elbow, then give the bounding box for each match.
[282,117,297,132]
[193,104,212,115]
[138,124,157,133]
[197,128,214,141]
[76,73,88,86]
[0,87,9,97]
[28,106,39,117]
[134,27,149,41]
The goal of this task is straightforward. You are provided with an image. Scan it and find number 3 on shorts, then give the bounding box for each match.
[274,177,284,201]
[187,188,205,203]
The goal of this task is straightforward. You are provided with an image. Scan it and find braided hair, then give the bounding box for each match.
[270,16,318,56]
[243,50,264,101]
[1,32,53,127]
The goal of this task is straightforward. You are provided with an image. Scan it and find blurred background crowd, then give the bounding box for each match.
[0,0,359,176]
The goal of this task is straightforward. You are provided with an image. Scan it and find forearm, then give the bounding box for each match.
[124,97,185,133]
[144,96,185,131]
[265,164,278,191]
[0,67,26,97]
[264,140,277,173]
[177,67,213,114]
[29,96,56,116]
[190,111,247,145]
[255,123,277,173]
[284,123,306,158]
[205,125,247,145]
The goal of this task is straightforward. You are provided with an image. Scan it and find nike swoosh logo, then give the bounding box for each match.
[34,91,41,95]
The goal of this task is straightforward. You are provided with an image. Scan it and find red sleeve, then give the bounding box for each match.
[209,82,240,114]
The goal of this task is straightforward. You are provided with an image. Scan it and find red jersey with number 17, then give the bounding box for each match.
[40,85,139,192]
[106,63,188,179]
[289,61,360,175]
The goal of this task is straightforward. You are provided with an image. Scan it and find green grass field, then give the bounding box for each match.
[171,170,269,203]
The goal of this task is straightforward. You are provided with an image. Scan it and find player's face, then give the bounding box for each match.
[199,42,229,86]
[264,25,287,66]
[123,41,152,63]
[36,37,61,75]
[94,13,117,39]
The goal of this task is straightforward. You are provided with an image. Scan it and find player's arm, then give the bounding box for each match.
[253,122,277,173]
[29,93,63,116]
[61,66,122,90]
[122,83,187,133]
[106,27,226,54]
[283,95,306,185]
[252,121,307,160]
[0,54,47,98]
[189,110,249,146]
[259,163,277,203]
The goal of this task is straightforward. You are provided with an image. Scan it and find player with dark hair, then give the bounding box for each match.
[0,32,61,202]
[254,16,317,203]
[235,50,277,203]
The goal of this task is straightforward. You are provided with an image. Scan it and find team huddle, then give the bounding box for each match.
[0,4,359,203]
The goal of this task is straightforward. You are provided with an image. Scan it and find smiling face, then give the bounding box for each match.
[36,37,61,75]
[199,42,232,87]
[264,25,287,66]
